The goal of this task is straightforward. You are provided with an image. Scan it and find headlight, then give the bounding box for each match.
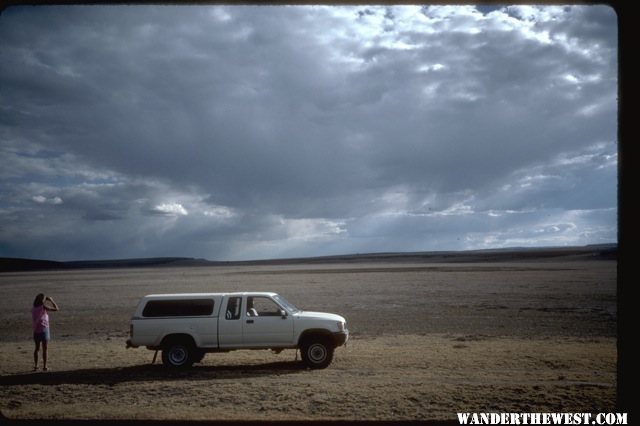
[337,321,345,332]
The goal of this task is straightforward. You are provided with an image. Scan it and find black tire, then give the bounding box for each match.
[300,336,334,369]
[161,338,195,369]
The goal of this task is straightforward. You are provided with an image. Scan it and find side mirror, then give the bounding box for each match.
[280,309,287,319]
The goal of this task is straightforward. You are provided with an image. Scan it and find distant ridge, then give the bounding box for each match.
[216,244,618,266]
[64,257,212,269]
[0,257,64,272]
[0,257,210,273]
[0,244,617,273]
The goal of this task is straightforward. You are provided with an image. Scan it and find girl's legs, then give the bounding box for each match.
[33,340,41,370]
[42,341,48,371]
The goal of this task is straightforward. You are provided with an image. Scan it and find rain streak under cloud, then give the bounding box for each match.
[0,5,617,261]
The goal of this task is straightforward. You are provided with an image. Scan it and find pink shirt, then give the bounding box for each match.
[32,305,49,333]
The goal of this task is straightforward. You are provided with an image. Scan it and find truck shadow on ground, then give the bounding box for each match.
[0,361,307,386]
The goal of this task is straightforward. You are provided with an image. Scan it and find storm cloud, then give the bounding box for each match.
[0,5,617,261]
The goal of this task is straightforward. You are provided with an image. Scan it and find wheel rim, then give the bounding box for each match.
[169,346,187,365]
[308,343,327,363]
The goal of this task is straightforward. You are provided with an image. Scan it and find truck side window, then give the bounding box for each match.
[142,299,214,317]
[248,296,282,317]
[225,297,242,320]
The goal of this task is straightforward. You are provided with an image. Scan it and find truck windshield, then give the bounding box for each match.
[273,295,300,314]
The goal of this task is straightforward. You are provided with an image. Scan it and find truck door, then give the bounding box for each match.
[218,296,244,348]
[243,296,294,346]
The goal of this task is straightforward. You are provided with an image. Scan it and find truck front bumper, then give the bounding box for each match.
[333,330,349,347]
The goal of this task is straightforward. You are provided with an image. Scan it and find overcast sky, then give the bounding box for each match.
[0,5,617,261]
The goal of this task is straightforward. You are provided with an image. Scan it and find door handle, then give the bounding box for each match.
[246,319,254,324]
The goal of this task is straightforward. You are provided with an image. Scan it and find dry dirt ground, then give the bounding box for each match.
[0,260,616,421]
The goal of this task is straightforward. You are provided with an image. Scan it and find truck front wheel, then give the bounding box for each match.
[161,338,195,369]
[300,336,334,369]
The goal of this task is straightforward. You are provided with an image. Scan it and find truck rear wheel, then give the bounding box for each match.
[301,336,334,369]
[161,338,195,369]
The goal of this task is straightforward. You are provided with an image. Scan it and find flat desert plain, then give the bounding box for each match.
[0,259,616,421]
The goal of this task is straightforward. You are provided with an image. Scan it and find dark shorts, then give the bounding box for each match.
[33,329,50,343]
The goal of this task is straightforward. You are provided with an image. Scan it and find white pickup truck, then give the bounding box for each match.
[126,292,348,369]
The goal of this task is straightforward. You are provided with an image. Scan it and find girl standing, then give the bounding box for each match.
[32,293,59,371]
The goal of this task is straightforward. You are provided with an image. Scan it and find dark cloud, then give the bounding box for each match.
[0,5,617,260]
